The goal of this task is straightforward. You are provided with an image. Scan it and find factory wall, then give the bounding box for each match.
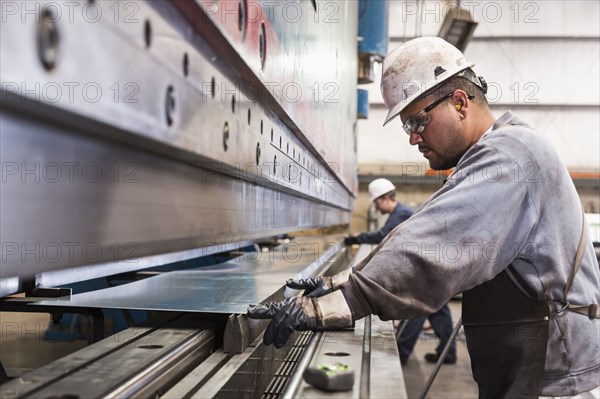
[352,0,600,232]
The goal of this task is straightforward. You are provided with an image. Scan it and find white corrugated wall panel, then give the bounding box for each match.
[358,0,600,172]
[359,106,599,171]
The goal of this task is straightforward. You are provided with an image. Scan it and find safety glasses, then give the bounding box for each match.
[401,92,474,136]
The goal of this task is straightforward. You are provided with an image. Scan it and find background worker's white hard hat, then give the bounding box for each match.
[368,178,396,202]
[380,37,475,126]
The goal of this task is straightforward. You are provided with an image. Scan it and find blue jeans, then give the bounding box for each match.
[397,304,456,361]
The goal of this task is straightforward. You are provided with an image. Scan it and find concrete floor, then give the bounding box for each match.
[400,300,479,398]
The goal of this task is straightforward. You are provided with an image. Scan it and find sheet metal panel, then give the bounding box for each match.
[33,237,343,313]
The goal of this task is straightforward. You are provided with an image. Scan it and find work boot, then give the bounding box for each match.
[424,353,456,364]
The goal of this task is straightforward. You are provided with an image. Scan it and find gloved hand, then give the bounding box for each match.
[344,236,359,246]
[286,269,352,298]
[247,291,354,348]
[286,276,333,298]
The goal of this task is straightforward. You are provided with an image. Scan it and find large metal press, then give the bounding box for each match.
[0,1,404,397]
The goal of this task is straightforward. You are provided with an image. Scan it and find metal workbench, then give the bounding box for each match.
[1,243,406,398]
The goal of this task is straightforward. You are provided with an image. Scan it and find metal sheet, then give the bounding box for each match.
[33,238,343,313]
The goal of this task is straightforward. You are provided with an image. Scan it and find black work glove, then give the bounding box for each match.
[286,276,333,298]
[248,297,318,348]
[286,269,352,298]
[344,236,359,245]
[247,291,354,348]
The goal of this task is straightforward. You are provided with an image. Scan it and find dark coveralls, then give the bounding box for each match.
[354,202,413,244]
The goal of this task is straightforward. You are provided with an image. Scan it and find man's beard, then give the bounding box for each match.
[428,125,466,170]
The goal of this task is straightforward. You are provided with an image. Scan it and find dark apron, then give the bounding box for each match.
[462,267,550,398]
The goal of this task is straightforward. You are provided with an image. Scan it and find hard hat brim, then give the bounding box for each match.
[383,105,402,127]
[380,37,476,128]
[381,62,475,127]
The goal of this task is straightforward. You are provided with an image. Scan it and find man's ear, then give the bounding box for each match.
[452,90,469,117]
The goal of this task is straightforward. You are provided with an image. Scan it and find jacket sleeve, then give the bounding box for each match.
[355,207,412,244]
[339,145,539,321]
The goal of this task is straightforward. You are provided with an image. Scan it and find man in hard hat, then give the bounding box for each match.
[343,178,457,366]
[249,37,600,397]
[343,178,413,245]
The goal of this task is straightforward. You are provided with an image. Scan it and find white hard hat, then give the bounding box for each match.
[368,178,396,202]
[380,37,475,126]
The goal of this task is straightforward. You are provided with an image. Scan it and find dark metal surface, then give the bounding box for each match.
[0,313,207,399]
[161,350,231,398]
[279,332,322,399]
[360,315,372,398]
[186,331,306,399]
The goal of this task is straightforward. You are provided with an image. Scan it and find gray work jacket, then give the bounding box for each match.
[339,111,600,395]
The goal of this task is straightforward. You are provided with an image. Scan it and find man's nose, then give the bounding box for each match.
[408,130,423,146]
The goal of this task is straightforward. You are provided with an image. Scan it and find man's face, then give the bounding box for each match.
[373,196,391,214]
[399,94,469,170]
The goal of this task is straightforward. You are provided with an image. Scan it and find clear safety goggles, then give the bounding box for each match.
[401,70,486,136]
[401,91,475,136]
[401,92,454,135]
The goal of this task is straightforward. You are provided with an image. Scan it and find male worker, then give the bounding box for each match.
[344,178,413,245]
[343,178,457,365]
[248,37,600,397]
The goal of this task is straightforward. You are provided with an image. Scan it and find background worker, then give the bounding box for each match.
[343,178,457,365]
[249,37,599,397]
[344,178,412,245]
